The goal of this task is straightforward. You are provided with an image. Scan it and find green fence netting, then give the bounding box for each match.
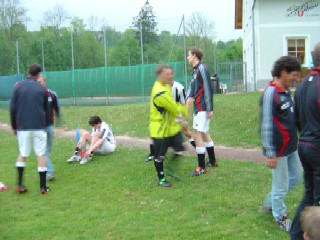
[0,62,185,106]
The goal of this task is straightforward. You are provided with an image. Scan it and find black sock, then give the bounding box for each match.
[206,146,216,163]
[150,144,155,156]
[17,167,24,186]
[154,159,164,179]
[197,153,206,169]
[190,140,196,148]
[39,171,47,188]
[74,147,80,155]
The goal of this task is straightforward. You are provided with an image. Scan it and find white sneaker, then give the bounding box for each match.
[277,216,292,232]
[80,156,92,165]
[67,155,81,163]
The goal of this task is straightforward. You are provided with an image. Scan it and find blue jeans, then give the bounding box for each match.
[263,151,302,221]
[45,125,54,175]
[290,142,320,239]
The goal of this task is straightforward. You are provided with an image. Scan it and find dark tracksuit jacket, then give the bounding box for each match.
[187,62,213,114]
[260,81,297,158]
[45,89,61,127]
[10,77,47,130]
[295,67,320,143]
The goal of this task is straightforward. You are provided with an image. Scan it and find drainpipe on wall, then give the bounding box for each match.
[252,1,257,91]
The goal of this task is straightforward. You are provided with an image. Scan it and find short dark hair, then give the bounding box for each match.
[28,64,42,76]
[156,64,171,76]
[189,47,203,61]
[88,116,102,126]
[271,56,301,78]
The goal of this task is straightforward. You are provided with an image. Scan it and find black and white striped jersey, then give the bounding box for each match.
[171,81,186,104]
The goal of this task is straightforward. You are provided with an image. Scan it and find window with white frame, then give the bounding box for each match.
[287,38,306,64]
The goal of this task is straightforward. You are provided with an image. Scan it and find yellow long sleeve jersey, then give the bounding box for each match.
[149,81,187,138]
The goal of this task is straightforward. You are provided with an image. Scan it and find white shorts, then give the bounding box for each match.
[17,130,47,157]
[193,111,211,133]
[94,141,116,154]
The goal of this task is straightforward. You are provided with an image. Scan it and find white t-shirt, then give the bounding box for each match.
[92,121,115,144]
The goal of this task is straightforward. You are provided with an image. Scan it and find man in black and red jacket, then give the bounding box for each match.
[260,56,302,232]
[291,42,320,240]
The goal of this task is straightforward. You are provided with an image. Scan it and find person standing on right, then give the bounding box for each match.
[290,42,320,239]
[10,64,49,194]
[186,47,218,177]
[260,56,302,232]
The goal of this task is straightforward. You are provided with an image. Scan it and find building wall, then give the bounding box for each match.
[242,0,320,90]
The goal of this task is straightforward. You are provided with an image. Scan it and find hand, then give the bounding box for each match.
[13,130,17,136]
[55,117,62,127]
[267,157,277,169]
[186,97,194,107]
[84,150,92,157]
[207,111,213,119]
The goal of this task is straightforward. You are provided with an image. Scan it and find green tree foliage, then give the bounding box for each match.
[132,0,158,44]
[216,38,243,62]
[0,0,29,41]
[110,29,141,66]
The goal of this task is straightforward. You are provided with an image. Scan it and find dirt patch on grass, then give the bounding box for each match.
[0,122,265,163]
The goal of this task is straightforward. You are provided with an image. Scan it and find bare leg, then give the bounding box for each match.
[77,131,92,151]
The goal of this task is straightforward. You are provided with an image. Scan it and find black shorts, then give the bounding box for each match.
[170,132,184,152]
[153,132,185,158]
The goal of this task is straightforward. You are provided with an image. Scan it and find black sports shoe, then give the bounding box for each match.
[190,166,207,177]
[16,185,28,193]
[145,155,154,162]
[206,161,218,167]
[40,186,50,194]
[158,178,171,187]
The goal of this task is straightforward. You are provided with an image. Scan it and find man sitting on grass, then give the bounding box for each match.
[67,116,116,165]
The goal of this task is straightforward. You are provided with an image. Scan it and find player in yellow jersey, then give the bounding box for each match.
[149,65,187,187]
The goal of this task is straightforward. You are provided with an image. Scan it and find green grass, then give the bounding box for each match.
[0,92,261,148]
[0,92,300,239]
[0,128,301,240]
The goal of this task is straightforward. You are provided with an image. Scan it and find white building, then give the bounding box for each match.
[235,0,320,90]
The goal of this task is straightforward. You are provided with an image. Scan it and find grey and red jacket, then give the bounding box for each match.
[10,77,47,130]
[45,89,60,126]
[187,62,213,114]
[260,81,297,157]
[295,67,320,143]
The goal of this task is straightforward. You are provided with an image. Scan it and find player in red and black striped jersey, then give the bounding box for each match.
[186,47,217,177]
[260,56,302,232]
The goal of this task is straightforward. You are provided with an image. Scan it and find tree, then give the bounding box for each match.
[186,12,216,72]
[87,15,99,32]
[70,17,86,36]
[0,0,28,41]
[42,5,69,36]
[110,29,140,66]
[225,38,243,61]
[186,12,215,47]
[132,0,158,47]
